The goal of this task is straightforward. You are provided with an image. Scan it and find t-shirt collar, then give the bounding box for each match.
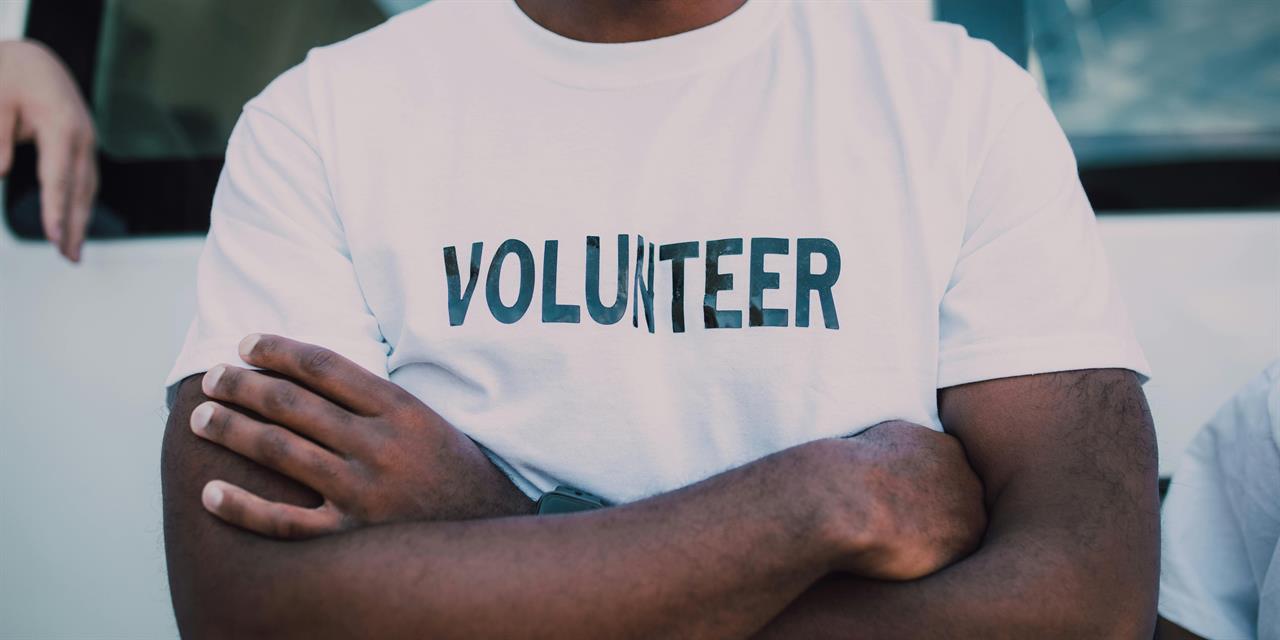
[489,0,784,90]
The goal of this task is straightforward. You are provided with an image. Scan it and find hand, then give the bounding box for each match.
[0,40,98,262]
[190,334,533,539]
[802,421,987,580]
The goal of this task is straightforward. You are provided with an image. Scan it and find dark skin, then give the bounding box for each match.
[753,367,1160,638]
[515,0,749,43]
[164,335,986,639]
[163,335,1157,638]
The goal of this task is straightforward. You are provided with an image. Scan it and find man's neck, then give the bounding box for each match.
[513,0,750,43]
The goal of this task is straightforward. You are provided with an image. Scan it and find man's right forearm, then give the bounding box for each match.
[163,379,843,639]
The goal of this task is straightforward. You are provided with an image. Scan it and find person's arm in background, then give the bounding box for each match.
[752,368,1160,638]
[162,350,983,640]
[0,39,96,261]
[1155,362,1280,640]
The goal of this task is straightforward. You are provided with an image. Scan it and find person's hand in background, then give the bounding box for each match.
[0,39,97,262]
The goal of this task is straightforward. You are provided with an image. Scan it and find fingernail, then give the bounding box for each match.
[202,482,224,510]
[238,334,261,360]
[190,402,215,433]
[203,365,226,393]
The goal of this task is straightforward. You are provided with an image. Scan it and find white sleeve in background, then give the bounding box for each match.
[164,58,389,406]
[936,82,1149,388]
[1160,361,1280,640]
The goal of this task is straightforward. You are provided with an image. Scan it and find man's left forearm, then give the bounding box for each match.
[754,498,1155,638]
[754,369,1160,639]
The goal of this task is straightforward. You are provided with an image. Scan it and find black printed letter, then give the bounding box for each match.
[659,241,699,333]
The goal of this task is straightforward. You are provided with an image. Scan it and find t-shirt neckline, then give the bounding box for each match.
[492,0,784,90]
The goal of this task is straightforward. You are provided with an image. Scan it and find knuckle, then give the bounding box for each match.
[300,348,336,377]
[75,173,95,199]
[256,431,291,466]
[45,119,76,142]
[336,508,363,529]
[328,483,360,513]
[363,420,396,455]
[390,386,419,410]
[272,509,297,539]
[368,414,391,440]
[263,385,297,413]
[381,393,412,421]
[50,124,83,151]
[309,453,344,484]
[343,500,368,522]
[42,171,73,193]
[325,509,347,532]
[327,406,354,428]
[322,407,353,432]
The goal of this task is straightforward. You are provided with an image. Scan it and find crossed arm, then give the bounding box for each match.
[161,335,1159,638]
[755,367,1160,638]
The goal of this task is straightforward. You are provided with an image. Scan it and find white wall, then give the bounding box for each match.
[1101,213,1280,469]
[0,231,197,639]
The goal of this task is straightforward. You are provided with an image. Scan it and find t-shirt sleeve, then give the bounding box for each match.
[164,60,388,407]
[936,75,1150,388]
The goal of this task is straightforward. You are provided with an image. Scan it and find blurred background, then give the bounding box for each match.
[1,0,1276,636]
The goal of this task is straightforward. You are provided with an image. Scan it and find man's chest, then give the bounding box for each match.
[338,88,960,336]
[320,86,965,497]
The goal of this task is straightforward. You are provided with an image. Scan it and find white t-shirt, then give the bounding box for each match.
[165,0,1149,503]
[1160,361,1280,640]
